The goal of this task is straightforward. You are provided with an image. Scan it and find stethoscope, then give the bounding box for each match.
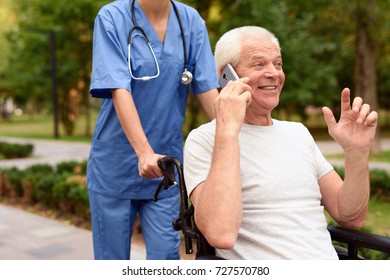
[128,0,193,85]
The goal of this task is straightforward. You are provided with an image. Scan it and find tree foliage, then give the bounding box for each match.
[1,0,106,135]
[1,0,389,138]
[182,0,389,133]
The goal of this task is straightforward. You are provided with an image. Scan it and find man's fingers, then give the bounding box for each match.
[363,111,378,127]
[356,103,370,124]
[242,90,252,107]
[340,88,352,113]
[352,97,363,113]
[322,106,337,129]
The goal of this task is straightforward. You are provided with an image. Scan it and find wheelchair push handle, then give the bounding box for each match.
[158,157,178,185]
[153,157,179,202]
[154,156,195,255]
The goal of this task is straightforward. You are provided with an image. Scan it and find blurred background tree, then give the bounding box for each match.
[0,0,106,136]
[185,0,389,152]
[0,0,389,150]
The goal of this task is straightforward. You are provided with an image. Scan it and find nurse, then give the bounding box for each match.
[87,0,219,260]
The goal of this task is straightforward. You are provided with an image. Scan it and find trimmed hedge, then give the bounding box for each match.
[0,160,90,221]
[0,141,33,159]
[0,163,389,221]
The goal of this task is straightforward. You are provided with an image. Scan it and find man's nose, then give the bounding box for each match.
[264,63,279,77]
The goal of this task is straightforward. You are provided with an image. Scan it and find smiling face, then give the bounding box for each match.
[235,37,285,125]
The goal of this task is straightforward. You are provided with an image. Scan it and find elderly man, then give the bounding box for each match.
[183,26,378,259]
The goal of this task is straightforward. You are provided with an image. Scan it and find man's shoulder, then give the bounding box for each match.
[273,119,308,131]
[194,119,216,131]
[272,119,315,145]
[186,120,216,141]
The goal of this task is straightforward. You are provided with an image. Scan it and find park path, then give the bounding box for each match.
[0,136,145,260]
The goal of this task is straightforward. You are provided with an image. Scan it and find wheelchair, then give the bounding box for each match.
[154,156,390,260]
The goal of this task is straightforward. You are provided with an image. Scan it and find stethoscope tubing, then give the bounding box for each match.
[128,0,192,84]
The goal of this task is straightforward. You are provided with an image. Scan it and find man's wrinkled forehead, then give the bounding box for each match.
[241,37,281,59]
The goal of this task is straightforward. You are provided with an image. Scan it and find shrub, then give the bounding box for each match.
[56,161,80,174]
[68,184,89,219]
[52,180,80,213]
[33,174,61,208]
[25,164,54,175]
[80,160,88,175]
[369,169,390,198]
[20,164,55,204]
[0,167,24,198]
[0,141,34,159]
[0,161,89,214]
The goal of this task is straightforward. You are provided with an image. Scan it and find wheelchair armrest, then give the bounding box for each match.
[327,225,390,259]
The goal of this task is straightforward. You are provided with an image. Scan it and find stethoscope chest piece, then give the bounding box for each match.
[181,69,193,85]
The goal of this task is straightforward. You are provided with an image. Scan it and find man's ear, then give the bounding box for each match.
[218,65,226,77]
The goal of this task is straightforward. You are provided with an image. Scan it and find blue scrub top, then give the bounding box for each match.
[87,0,219,199]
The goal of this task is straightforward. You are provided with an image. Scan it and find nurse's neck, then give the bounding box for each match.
[138,0,171,44]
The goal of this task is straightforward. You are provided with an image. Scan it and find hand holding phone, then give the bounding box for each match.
[218,64,239,88]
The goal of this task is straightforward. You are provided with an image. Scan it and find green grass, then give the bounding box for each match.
[0,113,96,142]
[366,196,390,236]
[326,196,390,238]
[325,150,390,162]
[369,150,390,162]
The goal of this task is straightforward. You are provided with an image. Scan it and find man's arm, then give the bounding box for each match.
[190,79,252,249]
[112,88,164,178]
[319,88,378,228]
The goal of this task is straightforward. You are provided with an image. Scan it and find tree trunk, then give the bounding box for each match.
[354,0,381,153]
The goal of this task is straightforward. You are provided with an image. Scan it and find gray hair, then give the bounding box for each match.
[214,26,281,76]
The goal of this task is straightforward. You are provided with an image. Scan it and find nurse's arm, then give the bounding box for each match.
[112,88,164,179]
[196,88,219,119]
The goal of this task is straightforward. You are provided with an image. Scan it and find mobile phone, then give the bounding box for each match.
[218,64,239,88]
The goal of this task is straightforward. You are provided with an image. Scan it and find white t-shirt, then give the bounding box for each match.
[184,119,338,259]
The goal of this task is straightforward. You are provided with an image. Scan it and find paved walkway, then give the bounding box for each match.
[0,137,146,260]
[0,203,93,260]
[0,137,91,169]
[0,136,389,260]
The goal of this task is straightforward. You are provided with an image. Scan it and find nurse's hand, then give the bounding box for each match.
[138,152,165,179]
